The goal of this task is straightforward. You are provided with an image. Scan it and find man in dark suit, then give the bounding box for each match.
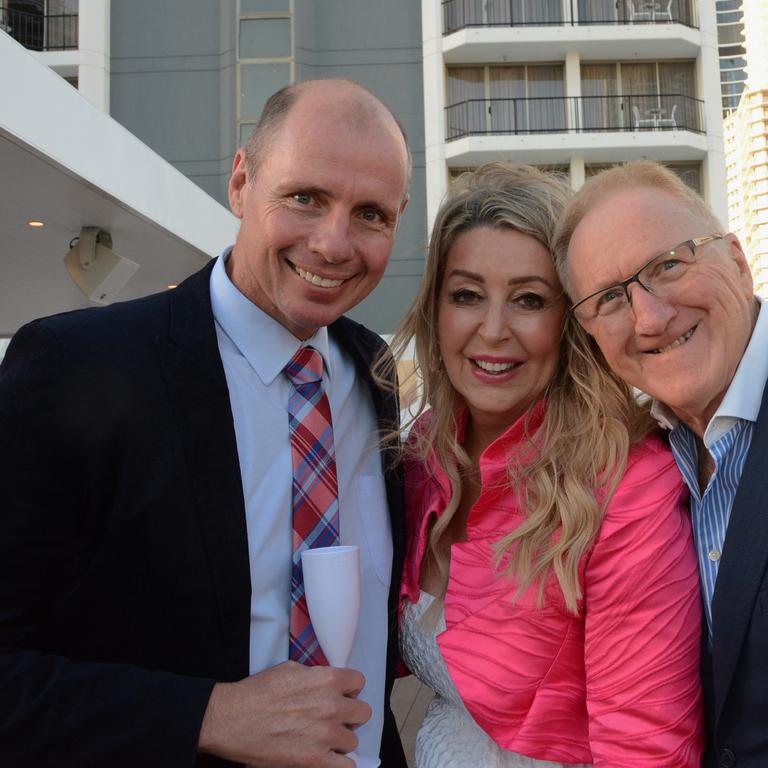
[553,160,768,768]
[0,79,410,767]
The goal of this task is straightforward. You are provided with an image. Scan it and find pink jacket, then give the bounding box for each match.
[401,405,704,766]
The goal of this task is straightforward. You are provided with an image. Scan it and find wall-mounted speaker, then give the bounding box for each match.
[64,227,139,305]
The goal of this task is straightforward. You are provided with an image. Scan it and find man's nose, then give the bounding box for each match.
[307,209,354,263]
[627,282,677,335]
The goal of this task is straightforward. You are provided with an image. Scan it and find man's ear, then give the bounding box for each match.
[725,232,754,298]
[228,149,249,219]
[396,193,410,230]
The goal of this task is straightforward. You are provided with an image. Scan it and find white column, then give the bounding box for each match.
[422,0,449,235]
[570,156,586,190]
[565,49,581,133]
[77,0,110,112]
[697,0,727,221]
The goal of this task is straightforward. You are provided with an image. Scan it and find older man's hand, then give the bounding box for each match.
[197,661,371,767]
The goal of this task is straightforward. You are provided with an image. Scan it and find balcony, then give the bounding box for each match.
[1,7,78,51]
[446,94,705,138]
[443,93,707,166]
[442,0,698,33]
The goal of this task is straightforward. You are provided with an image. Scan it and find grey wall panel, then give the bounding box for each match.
[110,0,237,207]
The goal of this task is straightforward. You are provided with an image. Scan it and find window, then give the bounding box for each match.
[443,0,562,33]
[581,60,697,131]
[3,0,78,50]
[718,23,744,46]
[446,64,565,137]
[236,0,293,148]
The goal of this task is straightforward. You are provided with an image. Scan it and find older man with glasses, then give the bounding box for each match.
[553,160,768,768]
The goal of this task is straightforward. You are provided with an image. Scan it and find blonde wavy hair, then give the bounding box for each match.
[382,163,654,615]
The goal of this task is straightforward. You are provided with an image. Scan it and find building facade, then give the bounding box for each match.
[716,0,746,116]
[724,0,768,297]
[422,0,727,230]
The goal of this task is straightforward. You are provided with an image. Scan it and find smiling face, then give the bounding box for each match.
[567,186,756,434]
[227,84,409,339]
[437,226,566,446]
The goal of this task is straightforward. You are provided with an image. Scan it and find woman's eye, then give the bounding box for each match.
[514,293,545,311]
[450,288,480,305]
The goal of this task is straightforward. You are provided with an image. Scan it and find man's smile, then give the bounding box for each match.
[647,326,696,355]
[289,261,346,288]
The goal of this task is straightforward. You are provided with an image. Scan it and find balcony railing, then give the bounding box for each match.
[445,94,705,139]
[443,0,698,33]
[1,7,78,51]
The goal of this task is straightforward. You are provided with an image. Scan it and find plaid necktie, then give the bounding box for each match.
[284,346,340,665]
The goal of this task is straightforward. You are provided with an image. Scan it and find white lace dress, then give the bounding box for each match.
[399,591,590,768]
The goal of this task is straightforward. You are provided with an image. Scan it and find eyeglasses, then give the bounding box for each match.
[569,234,724,325]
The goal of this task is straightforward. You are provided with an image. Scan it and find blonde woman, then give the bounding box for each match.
[390,164,704,767]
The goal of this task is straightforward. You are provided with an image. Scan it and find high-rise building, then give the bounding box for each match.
[422,0,727,230]
[724,0,768,296]
[717,0,747,115]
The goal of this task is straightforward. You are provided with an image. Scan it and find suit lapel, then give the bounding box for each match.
[710,383,768,728]
[329,317,405,560]
[155,261,251,681]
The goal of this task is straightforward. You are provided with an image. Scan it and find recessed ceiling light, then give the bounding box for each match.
[167,284,178,289]
[27,220,45,228]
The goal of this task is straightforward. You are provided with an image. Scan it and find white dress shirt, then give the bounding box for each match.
[652,298,768,636]
[209,250,393,758]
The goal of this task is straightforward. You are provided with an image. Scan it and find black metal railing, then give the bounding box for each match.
[1,7,78,51]
[443,0,697,33]
[445,94,705,139]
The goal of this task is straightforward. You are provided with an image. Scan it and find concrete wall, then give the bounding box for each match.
[110,0,238,206]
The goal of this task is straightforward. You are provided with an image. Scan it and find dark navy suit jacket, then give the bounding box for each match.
[0,260,406,768]
[702,380,768,767]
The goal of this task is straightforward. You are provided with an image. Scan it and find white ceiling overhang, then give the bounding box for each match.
[0,32,239,337]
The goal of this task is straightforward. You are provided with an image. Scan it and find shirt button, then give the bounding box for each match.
[719,747,736,767]
[709,549,722,562]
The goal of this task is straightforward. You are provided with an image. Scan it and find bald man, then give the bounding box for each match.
[0,80,411,768]
[555,160,768,768]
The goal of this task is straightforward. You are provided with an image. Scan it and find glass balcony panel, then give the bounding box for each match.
[445,93,704,138]
[581,64,622,129]
[579,0,621,24]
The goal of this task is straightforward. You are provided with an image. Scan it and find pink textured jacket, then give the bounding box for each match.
[401,405,704,766]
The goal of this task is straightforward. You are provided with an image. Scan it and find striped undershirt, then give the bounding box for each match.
[667,419,755,639]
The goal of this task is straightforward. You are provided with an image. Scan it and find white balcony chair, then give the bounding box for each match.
[632,106,657,130]
[657,0,673,21]
[656,103,678,129]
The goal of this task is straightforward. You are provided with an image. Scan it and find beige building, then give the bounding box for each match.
[422,0,727,229]
[724,0,768,296]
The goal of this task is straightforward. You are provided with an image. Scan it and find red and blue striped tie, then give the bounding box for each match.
[284,346,339,665]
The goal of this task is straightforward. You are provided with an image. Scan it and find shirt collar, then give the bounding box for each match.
[209,248,332,385]
[651,297,768,446]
